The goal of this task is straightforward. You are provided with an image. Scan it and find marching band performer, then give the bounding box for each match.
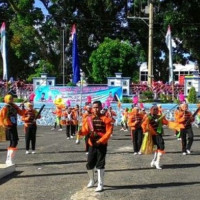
[51,97,65,131]
[141,105,168,169]
[62,107,77,139]
[21,102,41,154]
[0,94,25,165]
[78,101,112,192]
[128,106,144,155]
[177,103,194,155]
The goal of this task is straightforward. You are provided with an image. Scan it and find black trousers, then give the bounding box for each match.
[86,144,107,170]
[181,127,194,152]
[66,125,75,137]
[152,134,165,151]
[25,125,37,150]
[132,127,143,152]
[6,125,18,147]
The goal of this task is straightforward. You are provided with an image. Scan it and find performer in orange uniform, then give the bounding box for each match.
[0,94,25,165]
[105,106,116,135]
[51,103,65,131]
[128,107,144,155]
[177,103,194,155]
[21,102,41,154]
[142,105,168,169]
[62,107,77,139]
[78,101,112,192]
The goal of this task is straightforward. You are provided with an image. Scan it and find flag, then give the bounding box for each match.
[0,22,8,81]
[71,24,80,84]
[165,25,173,83]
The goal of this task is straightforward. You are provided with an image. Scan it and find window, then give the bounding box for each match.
[123,81,127,86]
[48,81,52,85]
[123,89,127,94]
[36,82,40,85]
[111,81,115,86]
[140,72,148,81]
[187,82,192,86]
[174,72,179,81]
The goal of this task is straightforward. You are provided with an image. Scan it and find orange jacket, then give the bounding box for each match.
[0,103,25,127]
[141,114,168,135]
[176,110,194,128]
[79,115,112,146]
[52,105,65,117]
[21,109,41,127]
[128,113,144,130]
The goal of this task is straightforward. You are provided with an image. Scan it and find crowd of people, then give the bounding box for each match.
[0,93,200,193]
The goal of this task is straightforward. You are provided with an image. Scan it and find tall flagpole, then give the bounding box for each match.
[62,29,65,86]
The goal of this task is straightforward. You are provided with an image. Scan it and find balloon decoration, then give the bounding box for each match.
[178,93,185,103]
[105,100,111,108]
[87,95,92,103]
[133,95,139,105]
[66,100,71,107]
[102,103,105,109]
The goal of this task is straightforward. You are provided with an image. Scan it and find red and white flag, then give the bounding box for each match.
[0,22,7,81]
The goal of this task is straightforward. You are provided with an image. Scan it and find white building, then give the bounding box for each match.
[107,73,130,96]
[184,75,200,97]
[140,62,199,84]
[33,73,56,90]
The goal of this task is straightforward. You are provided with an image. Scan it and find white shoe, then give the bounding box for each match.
[124,129,128,132]
[150,160,155,167]
[155,162,162,170]
[32,151,36,154]
[76,139,80,144]
[186,149,191,154]
[120,128,124,131]
[95,185,103,192]
[51,128,55,131]
[182,152,186,155]
[70,136,73,139]
[58,128,62,131]
[25,151,30,154]
[134,152,138,155]
[87,180,95,188]
[177,138,181,141]
[67,137,70,140]
[138,151,142,155]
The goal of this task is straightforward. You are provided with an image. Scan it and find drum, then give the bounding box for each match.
[60,120,66,125]
[72,120,78,125]
[0,126,6,142]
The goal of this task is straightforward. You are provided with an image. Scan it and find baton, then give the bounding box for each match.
[35,104,45,119]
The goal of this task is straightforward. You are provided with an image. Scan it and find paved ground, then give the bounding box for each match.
[0,126,200,200]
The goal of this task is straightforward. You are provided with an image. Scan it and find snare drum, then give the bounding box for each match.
[60,120,66,125]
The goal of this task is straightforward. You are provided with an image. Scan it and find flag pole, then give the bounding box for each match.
[62,29,65,86]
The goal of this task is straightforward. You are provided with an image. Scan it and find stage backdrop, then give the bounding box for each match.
[34,86,122,105]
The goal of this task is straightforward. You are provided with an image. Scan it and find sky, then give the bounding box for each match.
[34,0,49,16]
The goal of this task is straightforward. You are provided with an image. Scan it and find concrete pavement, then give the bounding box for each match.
[0,126,200,200]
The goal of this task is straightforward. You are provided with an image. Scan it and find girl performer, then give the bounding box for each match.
[142,105,168,169]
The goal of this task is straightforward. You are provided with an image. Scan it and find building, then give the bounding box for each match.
[33,73,56,90]
[140,62,199,84]
[107,73,130,96]
[184,75,200,97]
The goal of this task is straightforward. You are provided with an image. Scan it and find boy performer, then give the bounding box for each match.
[142,105,168,169]
[177,103,194,155]
[78,101,112,192]
[21,102,41,154]
[128,106,144,155]
[0,94,25,165]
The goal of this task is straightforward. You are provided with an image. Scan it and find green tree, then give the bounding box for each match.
[187,87,197,103]
[89,37,145,83]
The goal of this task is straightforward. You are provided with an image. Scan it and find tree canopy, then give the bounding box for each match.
[0,0,200,83]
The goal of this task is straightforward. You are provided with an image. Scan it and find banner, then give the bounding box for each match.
[34,86,122,105]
